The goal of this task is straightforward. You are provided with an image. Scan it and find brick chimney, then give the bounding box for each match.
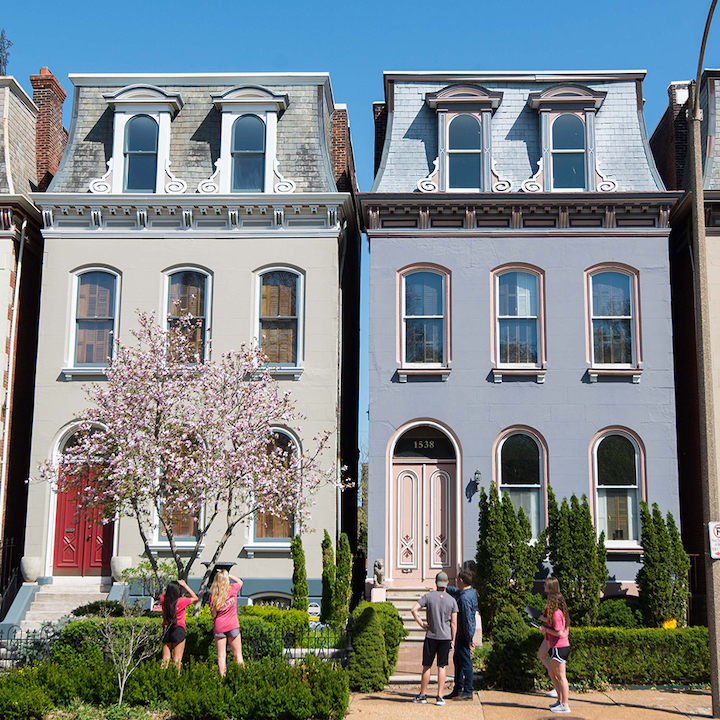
[331,104,358,194]
[29,67,67,191]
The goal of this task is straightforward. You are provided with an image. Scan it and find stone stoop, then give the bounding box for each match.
[20,579,111,633]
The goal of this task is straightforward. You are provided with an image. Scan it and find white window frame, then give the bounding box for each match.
[589,269,637,369]
[495,269,542,370]
[497,430,545,541]
[550,113,587,192]
[401,269,448,369]
[446,113,483,192]
[247,427,299,550]
[102,85,183,194]
[152,504,204,549]
[255,266,304,377]
[162,267,212,364]
[593,432,642,549]
[66,268,121,375]
[212,86,288,194]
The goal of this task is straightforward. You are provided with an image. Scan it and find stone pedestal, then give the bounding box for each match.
[370,586,386,602]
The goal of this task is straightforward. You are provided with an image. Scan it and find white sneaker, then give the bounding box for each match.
[545,689,558,698]
[550,703,571,713]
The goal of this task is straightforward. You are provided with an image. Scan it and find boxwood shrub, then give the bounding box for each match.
[238,605,310,635]
[352,600,407,676]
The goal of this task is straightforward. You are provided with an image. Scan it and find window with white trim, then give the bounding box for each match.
[498,431,544,539]
[258,269,301,366]
[551,114,586,190]
[124,115,158,192]
[165,270,210,364]
[496,271,541,367]
[232,115,266,192]
[447,114,482,190]
[72,270,119,367]
[590,270,635,366]
[402,270,446,366]
[595,432,641,544]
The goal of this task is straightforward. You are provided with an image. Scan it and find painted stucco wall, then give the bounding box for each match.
[367,231,678,586]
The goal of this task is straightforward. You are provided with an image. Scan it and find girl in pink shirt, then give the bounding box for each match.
[209,570,244,676]
[160,578,198,669]
[539,584,571,714]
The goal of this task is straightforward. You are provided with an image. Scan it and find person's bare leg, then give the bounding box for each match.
[228,633,244,666]
[420,665,432,696]
[538,637,550,671]
[171,639,186,669]
[216,637,228,676]
[161,643,172,669]
[437,666,447,698]
[553,660,569,706]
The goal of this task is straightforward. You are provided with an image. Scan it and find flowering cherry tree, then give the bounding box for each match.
[41,311,333,599]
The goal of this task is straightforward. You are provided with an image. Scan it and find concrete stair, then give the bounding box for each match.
[20,580,111,633]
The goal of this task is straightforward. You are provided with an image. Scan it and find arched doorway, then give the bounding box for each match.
[53,431,113,576]
[391,425,457,587]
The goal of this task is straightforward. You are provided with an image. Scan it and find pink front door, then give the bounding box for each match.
[393,461,455,587]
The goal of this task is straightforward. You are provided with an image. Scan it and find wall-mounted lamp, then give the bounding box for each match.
[465,469,482,502]
[472,469,482,493]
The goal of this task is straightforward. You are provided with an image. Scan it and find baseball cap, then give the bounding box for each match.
[435,571,448,588]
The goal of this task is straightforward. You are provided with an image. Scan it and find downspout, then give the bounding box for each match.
[0,216,27,536]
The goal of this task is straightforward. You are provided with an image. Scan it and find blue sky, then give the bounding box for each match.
[4,0,720,451]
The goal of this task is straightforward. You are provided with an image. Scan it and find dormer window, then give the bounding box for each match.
[204,85,292,194]
[420,84,505,193]
[232,114,266,192]
[524,84,616,193]
[124,115,158,193]
[90,84,184,195]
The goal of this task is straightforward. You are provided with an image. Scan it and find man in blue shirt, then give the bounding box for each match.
[445,569,478,700]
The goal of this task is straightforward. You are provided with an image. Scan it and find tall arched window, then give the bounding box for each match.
[496,270,540,366]
[403,270,446,366]
[594,432,642,544]
[232,115,265,192]
[124,115,158,193]
[551,114,585,190]
[498,430,545,539]
[259,270,300,366]
[448,114,482,190]
[166,270,209,363]
[254,430,296,542]
[74,271,117,366]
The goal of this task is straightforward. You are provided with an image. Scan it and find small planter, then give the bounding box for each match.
[20,556,42,583]
[110,555,133,582]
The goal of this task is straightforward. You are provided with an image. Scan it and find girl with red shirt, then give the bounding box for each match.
[209,570,244,676]
[160,578,198,669]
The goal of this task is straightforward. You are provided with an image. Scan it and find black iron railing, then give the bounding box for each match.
[0,539,18,622]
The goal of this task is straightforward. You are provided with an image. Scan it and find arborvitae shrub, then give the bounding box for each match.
[321,529,335,624]
[291,533,309,612]
[596,598,643,629]
[331,532,352,628]
[348,606,389,692]
[352,600,407,675]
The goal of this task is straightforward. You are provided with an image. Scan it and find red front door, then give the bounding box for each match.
[53,485,113,576]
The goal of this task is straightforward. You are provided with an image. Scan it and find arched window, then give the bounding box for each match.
[402,270,446,366]
[74,271,118,366]
[551,114,585,190]
[259,269,300,366]
[590,270,635,366]
[448,114,482,190]
[498,430,545,539]
[232,115,265,192]
[166,270,209,363]
[254,430,296,542]
[496,270,541,366]
[594,432,642,544]
[124,115,158,193]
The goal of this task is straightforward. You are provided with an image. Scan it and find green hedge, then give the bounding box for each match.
[481,609,710,690]
[352,601,407,676]
[238,605,310,635]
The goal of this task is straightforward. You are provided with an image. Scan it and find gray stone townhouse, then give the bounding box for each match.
[359,71,681,611]
[8,73,359,628]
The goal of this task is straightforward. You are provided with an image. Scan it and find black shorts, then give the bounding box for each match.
[162,625,186,645]
[422,637,452,668]
[548,646,570,664]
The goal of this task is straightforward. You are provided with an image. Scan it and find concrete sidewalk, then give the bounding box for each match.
[346,685,712,719]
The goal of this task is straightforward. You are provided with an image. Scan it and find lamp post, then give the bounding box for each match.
[688,2,720,716]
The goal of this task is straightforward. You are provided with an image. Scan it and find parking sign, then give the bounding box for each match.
[709,522,720,559]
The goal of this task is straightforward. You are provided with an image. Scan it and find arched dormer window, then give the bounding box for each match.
[124,115,158,193]
[232,115,266,192]
[551,114,585,190]
[448,114,482,190]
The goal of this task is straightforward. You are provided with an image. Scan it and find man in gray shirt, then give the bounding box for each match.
[410,571,458,705]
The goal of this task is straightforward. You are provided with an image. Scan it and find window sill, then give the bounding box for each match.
[492,368,546,384]
[147,543,204,554]
[604,544,643,554]
[267,366,304,381]
[243,542,292,559]
[398,367,451,382]
[62,367,108,380]
[588,367,642,383]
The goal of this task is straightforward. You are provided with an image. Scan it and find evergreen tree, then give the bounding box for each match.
[291,533,308,612]
[637,502,690,627]
[321,530,335,624]
[331,532,352,628]
[475,486,511,629]
[348,606,389,691]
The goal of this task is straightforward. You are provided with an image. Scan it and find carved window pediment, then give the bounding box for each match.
[527,84,607,112]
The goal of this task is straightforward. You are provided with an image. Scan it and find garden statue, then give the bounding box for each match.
[373,559,385,588]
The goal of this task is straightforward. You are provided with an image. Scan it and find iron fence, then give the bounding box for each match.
[0,538,18,622]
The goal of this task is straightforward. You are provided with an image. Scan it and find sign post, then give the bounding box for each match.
[710,522,720,560]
